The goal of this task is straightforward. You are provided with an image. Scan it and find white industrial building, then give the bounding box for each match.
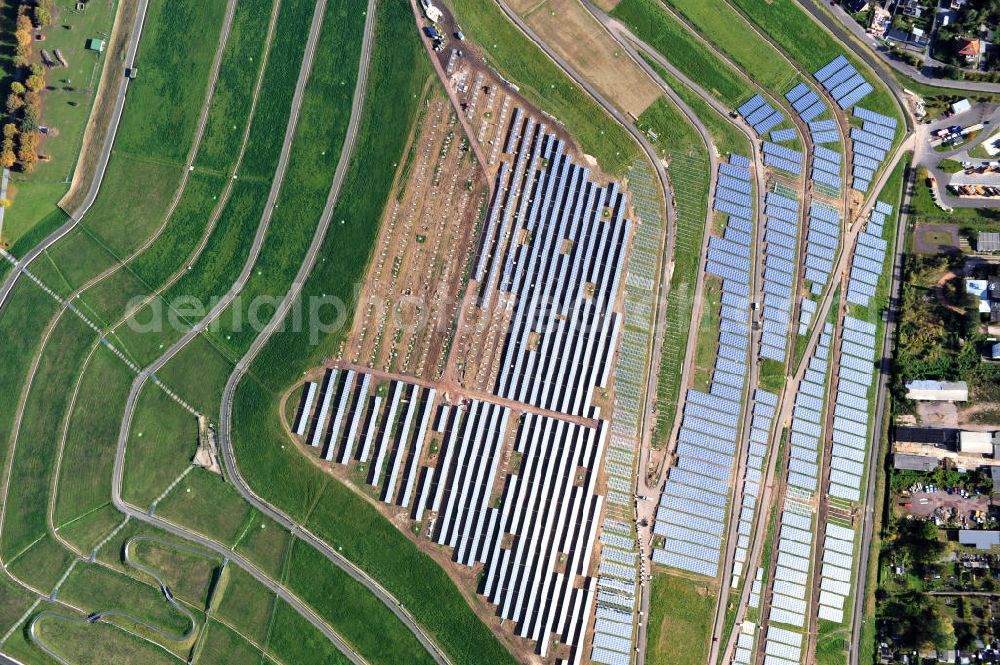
[904,380,969,402]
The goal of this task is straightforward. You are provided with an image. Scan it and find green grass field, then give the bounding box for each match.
[267,600,353,665]
[26,611,180,665]
[611,0,744,107]
[646,571,717,665]
[154,469,254,547]
[196,619,270,665]
[663,0,799,93]
[447,0,638,175]
[52,346,132,530]
[214,564,277,642]
[122,383,198,509]
[131,539,221,610]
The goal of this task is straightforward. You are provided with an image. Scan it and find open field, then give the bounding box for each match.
[122,384,198,509]
[197,619,270,665]
[646,571,717,665]
[664,0,799,93]
[517,0,659,118]
[345,90,486,380]
[286,540,439,665]
[53,346,132,530]
[131,538,221,610]
[232,511,291,580]
[214,564,277,642]
[154,469,254,547]
[445,0,639,176]
[610,0,744,107]
[268,600,353,665]
[58,562,195,638]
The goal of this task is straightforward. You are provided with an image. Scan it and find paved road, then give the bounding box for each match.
[0,0,150,312]
[801,0,1000,96]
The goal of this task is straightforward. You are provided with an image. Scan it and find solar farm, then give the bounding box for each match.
[0,0,917,663]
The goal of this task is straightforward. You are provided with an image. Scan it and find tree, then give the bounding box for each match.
[34,6,50,27]
[10,82,25,96]
[24,75,44,93]
[15,29,31,49]
[29,64,43,79]
[23,91,39,109]
[17,144,36,166]
[15,14,32,33]
[0,151,14,170]
[5,94,23,114]
[3,124,17,140]
[19,106,39,133]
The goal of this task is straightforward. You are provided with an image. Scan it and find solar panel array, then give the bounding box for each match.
[785,81,827,123]
[818,519,858,623]
[591,510,639,665]
[293,381,318,436]
[759,187,800,362]
[786,82,842,197]
[827,315,878,504]
[803,199,842,295]
[654,157,755,577]
[295,367,615,661]
[729,390,779,585]
[849,107,897,193]
[481,119,629,418]
[765,501,816,633]
[732,623,759,665]
[798,298,817,336]
[614,161,665,442]
[788,323,833,499]
[762,141,803,176]
[738,94,789,137]
[846,202,892,308]
[813,55,874,110]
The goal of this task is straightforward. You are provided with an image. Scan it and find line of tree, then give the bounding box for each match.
[2,1,53,172]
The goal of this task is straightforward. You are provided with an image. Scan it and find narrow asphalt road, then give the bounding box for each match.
[0,0,150,311]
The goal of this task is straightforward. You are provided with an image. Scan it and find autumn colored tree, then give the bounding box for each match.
[0,151,15,170]
[23,91,40,109]
[24,75,44,93]
[9,82,25,96]
[6,94,23,114]
[17,145,36,168]
[2,125,15,140]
